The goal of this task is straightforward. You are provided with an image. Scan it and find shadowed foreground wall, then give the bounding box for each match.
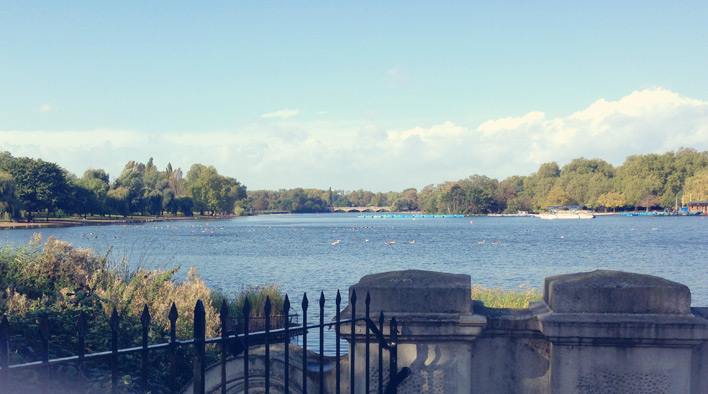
[194,269,708,394]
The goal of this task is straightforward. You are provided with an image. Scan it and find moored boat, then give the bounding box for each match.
[537,205,595,220]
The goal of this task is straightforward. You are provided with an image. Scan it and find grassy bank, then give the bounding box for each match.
[471,284,543,309]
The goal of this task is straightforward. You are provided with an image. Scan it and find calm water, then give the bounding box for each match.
[2,213,708,307]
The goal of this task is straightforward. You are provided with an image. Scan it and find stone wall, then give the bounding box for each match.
[343,269,708,394]
[193,269,708,394]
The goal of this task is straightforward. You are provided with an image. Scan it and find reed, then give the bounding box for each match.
[471,284,543,309]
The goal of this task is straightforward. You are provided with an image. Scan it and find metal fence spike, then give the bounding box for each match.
[141,304,151,326]
[169,302,179,322]
[110,307,120,331]
[265,296,272,316]
[243,297,251,316]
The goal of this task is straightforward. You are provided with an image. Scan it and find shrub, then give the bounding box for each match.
[471,284,543,309]
[231,283,287,332]
[0,235,289,392]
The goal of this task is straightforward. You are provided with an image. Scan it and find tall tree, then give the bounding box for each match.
[114,161,147,214]
[0,171,20,220]
[1,157,69,221]
[186,164,246,215]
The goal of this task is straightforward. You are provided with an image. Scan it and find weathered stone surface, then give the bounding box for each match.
[344,269,471,315]
[543,270,691,315]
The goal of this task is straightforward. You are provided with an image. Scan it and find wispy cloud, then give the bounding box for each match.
[2,88,707,191]
[261,109,300,119]
[38,103,55,113]
[386,66,409,86]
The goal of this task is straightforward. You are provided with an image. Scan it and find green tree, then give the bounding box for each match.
[391,188,418,212]
[0,171,21,220]
[78,169,110,216]
[107,187,130,217]
[146,190,164,216]
[1,157,70,221]
[114,161,147,214]
[559,158,614,209]
[683,169,708,202]
[542,186,572,209]
[638,193,660,211]
[186,164,246,215]
[523,162,560,210]
[596,191,627,212]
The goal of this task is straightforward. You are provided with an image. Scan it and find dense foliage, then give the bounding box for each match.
[0,154,246,221]
[2,147,708,219]
[258,148,708,215]
[0,236,286,392]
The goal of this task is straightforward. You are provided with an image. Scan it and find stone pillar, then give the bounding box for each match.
[535,270,708,394]
[340,270,486,394]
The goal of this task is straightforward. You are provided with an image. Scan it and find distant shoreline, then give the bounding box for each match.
[0,215,234,230]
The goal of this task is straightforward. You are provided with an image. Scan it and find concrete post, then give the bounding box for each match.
[341,270,486,394]
[535,270,708,394]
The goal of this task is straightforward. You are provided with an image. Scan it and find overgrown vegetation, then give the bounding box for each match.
[471,284,543,309]
[0,236,285,393]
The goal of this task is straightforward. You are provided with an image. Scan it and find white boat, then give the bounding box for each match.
[537,205,595,220]
[487,211,533,217]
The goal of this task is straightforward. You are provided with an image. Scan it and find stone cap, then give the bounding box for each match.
[342,270,472,316]
[543,270,691,315]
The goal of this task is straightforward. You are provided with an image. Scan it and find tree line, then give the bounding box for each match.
[2,147,708,221]
[0,152,246,221]
[416,147,708,214]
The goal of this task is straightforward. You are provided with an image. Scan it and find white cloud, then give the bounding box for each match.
[38,104,55,113]
[2,88,707,191]
[477,111,546,134]
[261,109,300,119]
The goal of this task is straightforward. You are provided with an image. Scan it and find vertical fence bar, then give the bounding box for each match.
[193,300,206,394]
[335,290,341,394]
[350,290,357,394]
[76,311,88,394]
[168,303,178,394]
[319,292,325,394]
[220,300,229,394]
[301,294,308,394]
[1,316,9,389]
[283,295,290,394]
[40,313,50,393]
[389,318,398,394]
[378,311,383,394]
[140,305,151,393]
[243,298,251,394]
[264,296,271,394]
[110,307,119,394]
[365,292,371,394]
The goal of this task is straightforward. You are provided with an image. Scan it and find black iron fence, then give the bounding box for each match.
[0,290,407,393]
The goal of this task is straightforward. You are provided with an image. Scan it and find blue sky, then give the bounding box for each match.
[2,2,708,191]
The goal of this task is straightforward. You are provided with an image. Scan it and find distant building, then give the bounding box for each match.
[687,201,708,214]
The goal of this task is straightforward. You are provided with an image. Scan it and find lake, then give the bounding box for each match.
[4,213,707,354]
[2,213,707,307]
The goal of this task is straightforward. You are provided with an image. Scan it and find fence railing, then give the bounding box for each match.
[0,289,408,393]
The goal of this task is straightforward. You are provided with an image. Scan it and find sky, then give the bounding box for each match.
[2,1,708,192]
